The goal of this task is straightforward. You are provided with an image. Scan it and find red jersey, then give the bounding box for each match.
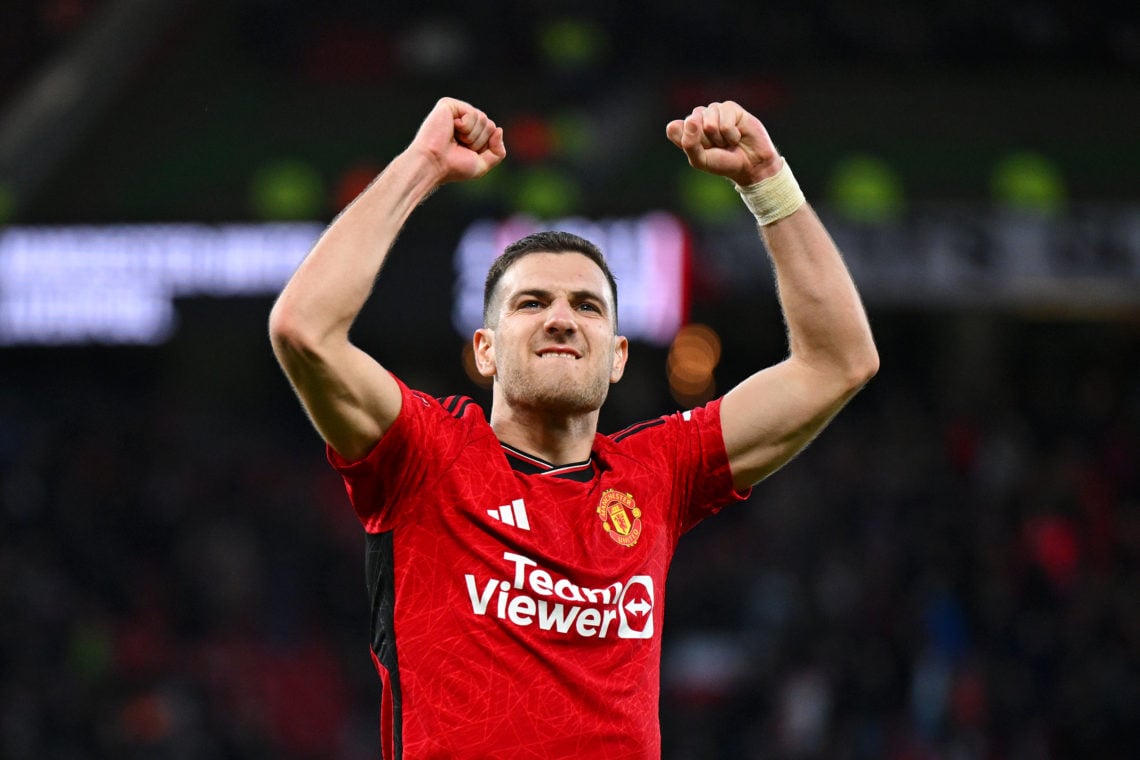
[328,377,749,759]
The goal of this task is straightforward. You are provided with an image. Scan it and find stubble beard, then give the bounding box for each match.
[497,361,611,416]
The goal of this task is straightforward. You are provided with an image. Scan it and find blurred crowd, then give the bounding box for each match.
[1,310,1136,759]
[660,313,1139,759]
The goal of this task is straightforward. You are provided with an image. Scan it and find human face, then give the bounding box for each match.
[474,252,628,414]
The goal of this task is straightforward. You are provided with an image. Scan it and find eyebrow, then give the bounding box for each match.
[510,288,610,312]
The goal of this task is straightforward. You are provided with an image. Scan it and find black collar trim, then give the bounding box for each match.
[500,443,596,482]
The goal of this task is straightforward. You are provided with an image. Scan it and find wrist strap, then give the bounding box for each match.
[735,159,805,226]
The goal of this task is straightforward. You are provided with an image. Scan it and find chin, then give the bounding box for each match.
[504,377,609,415]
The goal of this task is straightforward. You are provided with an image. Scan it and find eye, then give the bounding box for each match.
[577,302,601,313]
[519,300,543,309]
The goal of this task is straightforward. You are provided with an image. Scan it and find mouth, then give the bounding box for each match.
[536,348,582,360]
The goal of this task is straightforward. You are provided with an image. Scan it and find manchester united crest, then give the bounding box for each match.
[596,489,642,547]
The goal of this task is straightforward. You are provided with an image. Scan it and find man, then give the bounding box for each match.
[269,97,877,758]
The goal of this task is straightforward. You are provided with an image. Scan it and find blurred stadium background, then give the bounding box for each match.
[2,1,1138,757]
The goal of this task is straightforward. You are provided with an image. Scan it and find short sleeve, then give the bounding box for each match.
[604,397,751,539]
[674,398,752,533]
[326,377,464,533]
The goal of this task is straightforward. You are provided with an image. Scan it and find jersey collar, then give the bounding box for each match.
[500,442,596,482]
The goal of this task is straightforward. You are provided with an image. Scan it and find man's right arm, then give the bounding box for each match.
[268,98,506,461]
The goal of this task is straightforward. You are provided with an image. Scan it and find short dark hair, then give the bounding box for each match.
[482,231,619,327]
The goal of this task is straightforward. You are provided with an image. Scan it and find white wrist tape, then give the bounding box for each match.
[735,159,805,226]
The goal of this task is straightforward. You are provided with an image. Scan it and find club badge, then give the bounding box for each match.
[596,489,642,547]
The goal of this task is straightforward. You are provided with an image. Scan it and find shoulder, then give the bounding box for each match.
[433,393,485,422]
[598,400,731,484]
[388,375,487,427]
[393,388,490,447]
[604,398,725,448]
[330,382,489,471]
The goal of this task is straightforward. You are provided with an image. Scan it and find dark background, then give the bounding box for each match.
[2,1,1138,758]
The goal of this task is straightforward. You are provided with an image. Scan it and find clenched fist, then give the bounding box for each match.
[666,101,782,187]
[410,97,507,185]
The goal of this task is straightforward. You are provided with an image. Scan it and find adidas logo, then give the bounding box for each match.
[487,498,530,531]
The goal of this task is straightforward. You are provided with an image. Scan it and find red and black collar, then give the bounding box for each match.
[500,442,596,482]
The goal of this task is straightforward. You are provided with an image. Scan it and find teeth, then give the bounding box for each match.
[539,353,577,359]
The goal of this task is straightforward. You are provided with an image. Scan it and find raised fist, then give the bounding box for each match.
[410,97,507,184]
[666,101,781,187]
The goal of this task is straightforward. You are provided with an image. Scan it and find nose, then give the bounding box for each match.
[544,298,577,335]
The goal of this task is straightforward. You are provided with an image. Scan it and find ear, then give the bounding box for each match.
[609,335,629,383]
[473,328,496,377]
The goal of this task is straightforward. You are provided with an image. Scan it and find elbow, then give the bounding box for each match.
[818,340,878,396]
[268,299,323,366]
[268,300,299,354]
[845,344,880,391]
[796,341,879,397]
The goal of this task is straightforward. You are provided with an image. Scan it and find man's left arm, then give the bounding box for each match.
[667,102,879,491]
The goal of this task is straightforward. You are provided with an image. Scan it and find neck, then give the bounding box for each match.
[489,403,599,465]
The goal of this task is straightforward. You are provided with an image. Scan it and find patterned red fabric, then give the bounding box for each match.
[328,376,749,758]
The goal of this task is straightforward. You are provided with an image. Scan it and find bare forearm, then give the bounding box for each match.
[762,204,879,384]
[668,100,877,487]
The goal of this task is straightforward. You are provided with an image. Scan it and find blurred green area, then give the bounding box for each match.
[8,2,1136,225]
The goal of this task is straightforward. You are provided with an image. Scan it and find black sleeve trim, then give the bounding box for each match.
[437,394,475,419]
[612,417,666,443]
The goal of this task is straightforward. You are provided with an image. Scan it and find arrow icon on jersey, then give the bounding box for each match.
[625,598,651,616]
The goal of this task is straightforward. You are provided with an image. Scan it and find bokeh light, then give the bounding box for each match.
[667,323,722,406]
[395,18,470,76]
[827,154,905,223]
[990,151,1066,216]
[548,112,594,161]
[504,115,555,163]
[539,18,606,72]
[512,167,581,218]
[332,162,381,212]
[676,170,740,225]
[250,160,325,220]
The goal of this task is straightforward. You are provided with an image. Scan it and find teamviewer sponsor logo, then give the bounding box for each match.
[464,552,655,640]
